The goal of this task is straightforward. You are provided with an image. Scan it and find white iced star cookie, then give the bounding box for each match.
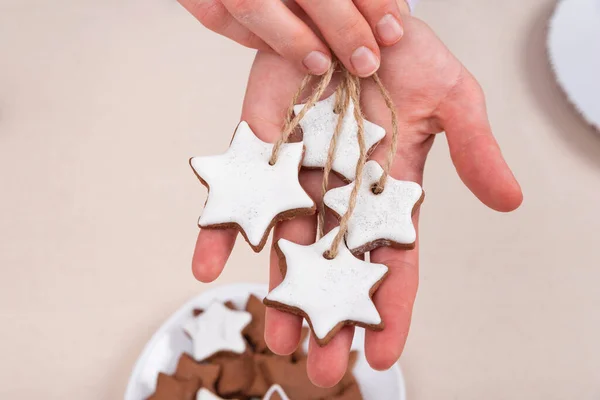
[183,302,252,362]
[294,93,386,181]
[190,121,315,252]
[324,160,424,255]
[264,227,389,346]
[196,388,227,400]
[263,385,290,400]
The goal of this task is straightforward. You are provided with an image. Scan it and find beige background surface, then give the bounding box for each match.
[1,0,599,399]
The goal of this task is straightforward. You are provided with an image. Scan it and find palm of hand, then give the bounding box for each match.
[193,15,522,387]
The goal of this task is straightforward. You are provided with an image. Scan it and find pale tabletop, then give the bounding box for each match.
[0,0,599,399]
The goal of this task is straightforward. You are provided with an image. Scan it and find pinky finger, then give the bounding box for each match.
[178,0,271,51]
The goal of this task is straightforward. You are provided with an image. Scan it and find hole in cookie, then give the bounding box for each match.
[371,184,384,195]
[333,105,343,115]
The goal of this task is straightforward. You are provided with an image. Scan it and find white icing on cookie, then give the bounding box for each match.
[263,384,290,400]
[294,93,386,181]
[196,388,227,400]
[265,228,388,341]
[190,121,315,251]
[324,160,423,254]
[183,302,251,362]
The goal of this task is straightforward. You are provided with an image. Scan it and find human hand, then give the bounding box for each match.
[191,14,523,387]
[177,0,410,77]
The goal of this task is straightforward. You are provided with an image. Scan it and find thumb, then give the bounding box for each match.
[436,69,523,212]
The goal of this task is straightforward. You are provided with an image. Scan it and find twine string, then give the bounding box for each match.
[371,73,399,194]
[269,62,398,259]
[269,63,336,165]
[318,75,350,239]
[324,73,367,259]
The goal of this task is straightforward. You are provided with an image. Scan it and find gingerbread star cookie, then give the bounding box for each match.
[242,294,268,353]
[210,352,255,397]
[190,121,315,252]
[174,354,220,394]
[294,93,386,181]
[148,373,201,400]
[259,355,357,400]
[264,227,388,345]
[324,160,424,255]
[183,302,252,361]
[246,354,271,397]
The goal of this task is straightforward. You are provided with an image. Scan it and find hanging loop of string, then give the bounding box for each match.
[318,75,350,240]
[371,73,399,194]
[320,72,399,258]
[270,60,399,259]
[323,73,367,259]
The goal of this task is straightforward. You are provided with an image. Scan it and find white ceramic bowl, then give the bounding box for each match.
[547,0,600,130]
[124,283,406,400]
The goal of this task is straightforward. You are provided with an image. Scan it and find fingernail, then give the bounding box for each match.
[350,46,380,77]
[303,51,331,75]
[376,14,404,45]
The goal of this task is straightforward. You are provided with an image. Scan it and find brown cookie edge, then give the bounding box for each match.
[326,188,426,256]
[263,241,390,347]
[189,123,316,253]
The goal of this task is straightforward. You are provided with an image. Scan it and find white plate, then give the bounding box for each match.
[547,0,600,130]
[124,283,407,400]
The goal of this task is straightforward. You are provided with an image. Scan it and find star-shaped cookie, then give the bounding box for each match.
[210,352,255,397]
[183,302,252,362]
[259,355,357,400]
[148,373,201,400]
[294,93,386,181]
[174,354,220,394]
[190,121,315,252]
[264,228,388,345]
[242,294,268,353]
[324,160,424,255]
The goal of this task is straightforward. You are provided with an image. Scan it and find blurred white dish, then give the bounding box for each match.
[124,283,406,400]
[547,0,600,130]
